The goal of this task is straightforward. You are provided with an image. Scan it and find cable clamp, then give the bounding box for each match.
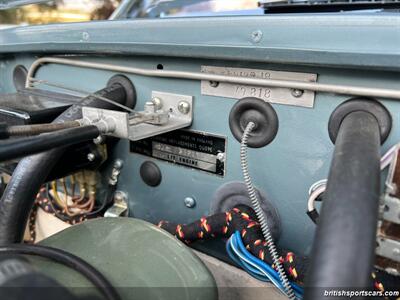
[81,91,193,141]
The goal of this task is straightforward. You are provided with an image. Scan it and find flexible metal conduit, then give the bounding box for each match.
[305,111,382,299]
[26,57,400,100]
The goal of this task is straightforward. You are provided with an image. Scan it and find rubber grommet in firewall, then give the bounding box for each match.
[229,97,279,148]
[328,98,392,144]
[107,75,137,109]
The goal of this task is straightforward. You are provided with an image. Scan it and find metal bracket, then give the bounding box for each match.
[104,191,128,218]
[82,91,193,141]
[381,195,400,224]
[376,236,400,263]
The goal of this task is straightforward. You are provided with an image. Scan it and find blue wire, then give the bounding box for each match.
[229,234,287,295]
[226,235,269,279]
[233,231,304,296]
[226,231,304,299]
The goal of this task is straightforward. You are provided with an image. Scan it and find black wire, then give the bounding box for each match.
[0,125,100,162]
[0,244,121,300]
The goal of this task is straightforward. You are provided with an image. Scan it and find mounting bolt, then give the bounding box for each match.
[184,197,196,208]
[291,89,304,98]
[114,190,128,203]
[93,135,104,144]
[152,97,163,110]
[393,248,400,256]
[87,153,96,162]
[144,101,156,113]
[178,101,191,114]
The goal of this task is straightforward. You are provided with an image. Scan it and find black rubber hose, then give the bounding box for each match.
[305,111,381,299]
[0,126,100,162]
[0,244,120,300]
[0,83,128,244]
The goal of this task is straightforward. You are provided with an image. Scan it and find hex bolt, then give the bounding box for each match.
[152,97,163,110]
[114,190,128,203]
[291,89,304,98]
[87,153,96,162]
[93,135,104,145]
[184,197,196,208]
[144,101,156,113]
[178,101,191,114]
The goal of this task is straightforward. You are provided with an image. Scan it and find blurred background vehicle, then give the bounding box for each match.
[0,0,262,27]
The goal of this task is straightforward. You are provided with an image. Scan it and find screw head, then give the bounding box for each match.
[178,101,191,115]
[87,153,96,162]
[184,197,196,208]
[93,135,104,144]
[114,190,128,203]
[291,89,304,98]
[209,81,219,88]
[113,159,123,170]
[393,248,400,256]
[216,152,225,162]
[251,30,263,43]
[152,97,163,110]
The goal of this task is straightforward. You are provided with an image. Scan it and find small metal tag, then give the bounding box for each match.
[201,66,317,108]
[130,130,226,176]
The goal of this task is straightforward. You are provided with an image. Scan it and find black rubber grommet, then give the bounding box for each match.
[140,161,162,187]
[328,98,392,144]
[229,97,279,148]
[13,65,28,91]
[211,181,281,241]
[107,75,137,109]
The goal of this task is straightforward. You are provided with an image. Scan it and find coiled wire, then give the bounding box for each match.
[240,121,295,299]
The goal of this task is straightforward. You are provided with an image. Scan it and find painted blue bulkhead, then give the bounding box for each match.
[0,15,399,256]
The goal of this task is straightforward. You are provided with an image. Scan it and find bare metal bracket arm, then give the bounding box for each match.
[81,91,193,141]
[26,57,400,100]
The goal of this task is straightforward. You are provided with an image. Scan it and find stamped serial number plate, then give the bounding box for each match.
[201,66,317,108]
[130,130,226,176]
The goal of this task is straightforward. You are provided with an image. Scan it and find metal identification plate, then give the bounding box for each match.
[130,130,226,176]
[201,66,317,108]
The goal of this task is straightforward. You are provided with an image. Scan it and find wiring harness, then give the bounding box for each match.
[158,205,397,296]
[226,231,304,298]
[158,206,308,284]
[26,160,123,243]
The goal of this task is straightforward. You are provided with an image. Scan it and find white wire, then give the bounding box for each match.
[307,143,399,212]
[307,185,326,212]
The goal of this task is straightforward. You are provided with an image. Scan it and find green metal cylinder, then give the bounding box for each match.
[33,217,217,300]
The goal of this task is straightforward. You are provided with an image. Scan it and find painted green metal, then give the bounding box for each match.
[1,53,400,256]
[0,12,399,258]
[0,15,399,70]
[35,218,217,300]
